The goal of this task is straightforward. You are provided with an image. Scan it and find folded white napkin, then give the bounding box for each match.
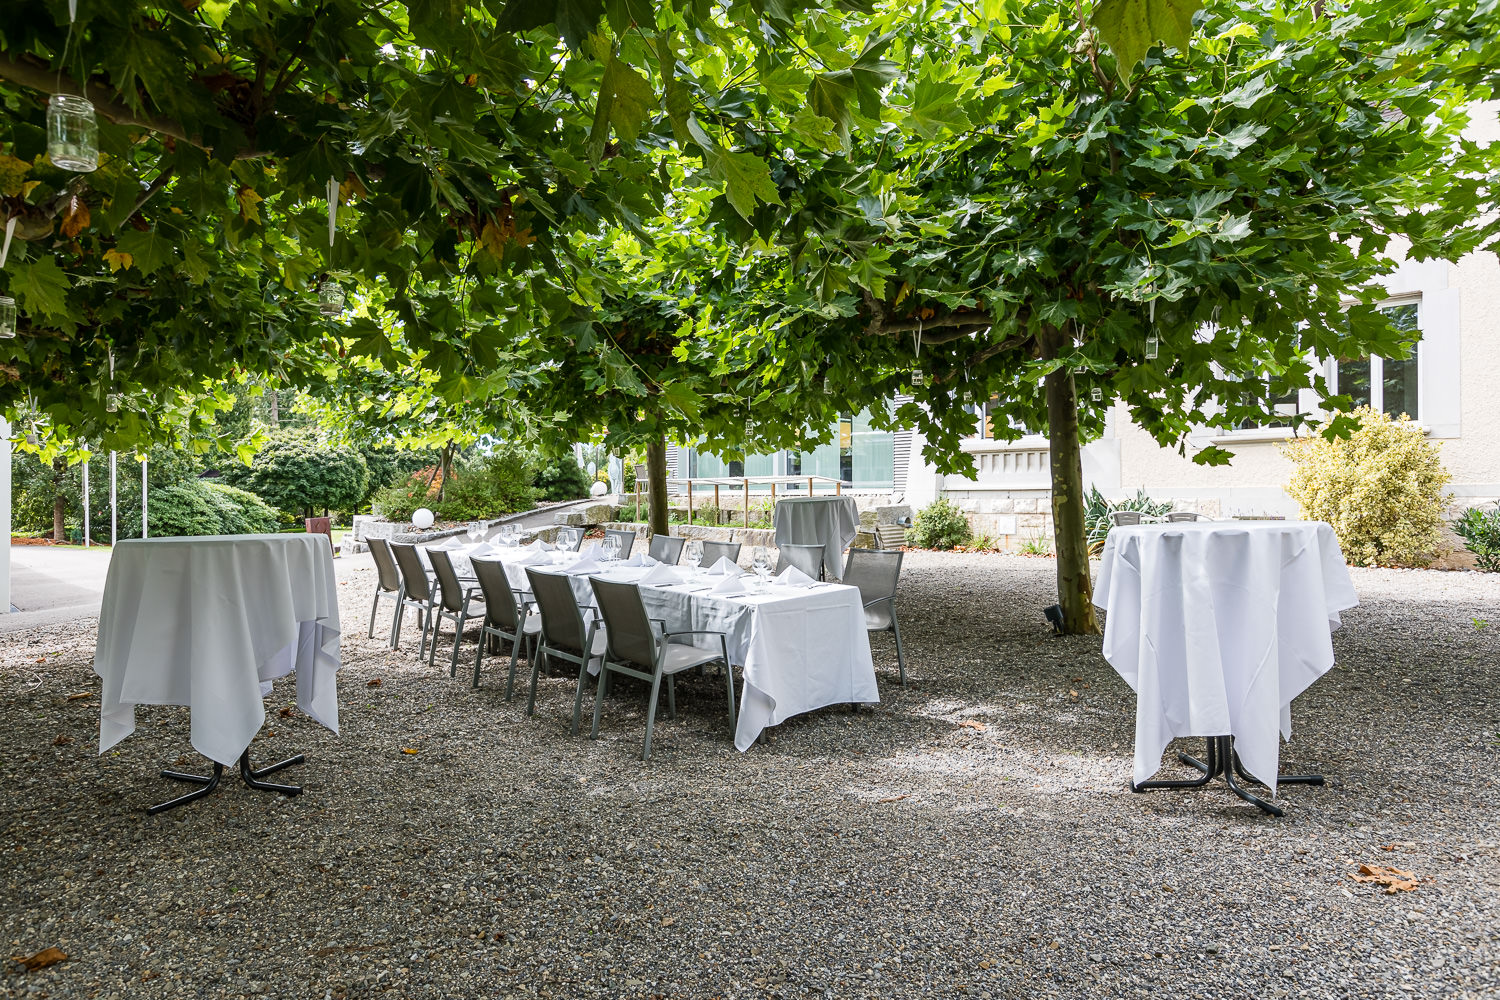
[625,552,657,568]
[466,542,501,559]
[523,539,551,553]
[708,575,747,597]
[639,563,683,586]
[706,556,743,577]
[776,565,815,587]
[581,541,603,559]
[510,548,548,566]
[568,557,603,576]
[431,535,465,550]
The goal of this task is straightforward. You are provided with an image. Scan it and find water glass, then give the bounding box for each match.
[684,539,703,571]
[751,547,773,589]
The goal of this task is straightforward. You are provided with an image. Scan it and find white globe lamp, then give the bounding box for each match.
[589,480,608,497]
[412,508,435,529]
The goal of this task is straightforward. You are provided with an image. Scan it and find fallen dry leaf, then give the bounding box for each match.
[1350,864,1420,894]
[367,678,383,688]
[278,707,294,718]
[400,747,419,755]
[66,693,91,701]
[12,947,67,971]
[1068,689,1079,697]
[660,917,676,927]
[876,794,909,803]
[957,720,985,731]
[51,734,73,746]
[1380,844,1397,852]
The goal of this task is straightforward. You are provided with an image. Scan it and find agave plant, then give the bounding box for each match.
[1084,487,1176,555]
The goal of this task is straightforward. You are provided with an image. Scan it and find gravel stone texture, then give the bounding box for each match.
[1,550,1497,999]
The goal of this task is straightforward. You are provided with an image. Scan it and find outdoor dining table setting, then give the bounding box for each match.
[418,532,879,749]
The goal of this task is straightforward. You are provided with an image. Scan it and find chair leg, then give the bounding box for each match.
[724,664,737,731]
[570,659,591,736]
[392,602,405,648]
[891,617,907,688]
[448,611,466,678]
[473,627,487,689]
[505,635,524,702]
[526,647,545,718]
[591,665,608,738]
[667,674,677,721]
[418,606,432,659]
[427,613,443,670]
[642,672,665,760]
[367,592,381,639]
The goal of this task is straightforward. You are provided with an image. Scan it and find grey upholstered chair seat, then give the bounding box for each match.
[659,642,726,674]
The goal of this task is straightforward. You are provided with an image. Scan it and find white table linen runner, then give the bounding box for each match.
[95,534,342,767]
[1094,520,1357,793]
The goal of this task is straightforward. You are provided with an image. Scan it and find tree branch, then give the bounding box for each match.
[0,53,193,145]
[113,165,175,233]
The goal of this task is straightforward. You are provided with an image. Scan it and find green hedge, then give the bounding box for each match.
[148,480,280,537]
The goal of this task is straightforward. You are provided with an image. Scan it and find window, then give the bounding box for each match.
[1234,383,1300,430]
[980,397,1033,439]
[1332,301,1421,420]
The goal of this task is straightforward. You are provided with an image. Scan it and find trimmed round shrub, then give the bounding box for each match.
[222,430,369,518]
[147,480,281,537]
[533,454,592,501]
[907,496,972,550]
[1283,407,1450,567]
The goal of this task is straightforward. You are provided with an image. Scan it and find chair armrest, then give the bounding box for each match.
[664,629,728,641]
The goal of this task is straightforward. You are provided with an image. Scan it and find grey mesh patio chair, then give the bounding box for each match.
[557,527,586,551]
[843,547,907,687]
[648,534,685,564]
[1109,510,1145,527]
[427,549,485,675]
[525,567,608,735]
[470,557,541,696]
[775,542,825,581]
[697,540,742,568]
[389,542,439,658]
[588,577,735,760]
[604,528,637,559]
[366,537,404,647]
[1165,511,1205,522]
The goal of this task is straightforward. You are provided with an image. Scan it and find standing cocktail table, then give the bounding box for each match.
[1093,519,1358,814]
[94,534,342,813]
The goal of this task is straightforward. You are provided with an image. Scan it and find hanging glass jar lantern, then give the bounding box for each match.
[0,295,15,338]
[1091,387,1103,402]
[105,393,121,413]
[911,369,925,388]
[317,279,345,317]
[1145,334,1160,360]
[47,95,99,173]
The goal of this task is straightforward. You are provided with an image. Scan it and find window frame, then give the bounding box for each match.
[1327,297,1423,423]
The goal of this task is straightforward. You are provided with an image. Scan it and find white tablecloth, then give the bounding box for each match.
[772,496,859,581]
[451,547,879,748]
[1094,520,1357,793]
[94,534,342,766]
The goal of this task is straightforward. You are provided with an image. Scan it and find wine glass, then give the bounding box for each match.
[683,539,704,574]
[751,546,773,589]
[603,536,621,565]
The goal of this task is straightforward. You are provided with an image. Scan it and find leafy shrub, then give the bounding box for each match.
[436,450,540,520]
[1084,486,1175,554]
[147,480,280,537]
[1452,503,1500,572]
[12,446,208,540]
[1283,407,1451,567]
[908,497,972,550]
[369,466,444,523]
[222,430,369,518]
[360,445,438,505]
[533,454,592,501]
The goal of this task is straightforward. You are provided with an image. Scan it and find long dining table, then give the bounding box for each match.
[420,538,880,748]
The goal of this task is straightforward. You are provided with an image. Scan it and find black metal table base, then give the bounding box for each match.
[1131,735,1322,817]
[147,749,306,815]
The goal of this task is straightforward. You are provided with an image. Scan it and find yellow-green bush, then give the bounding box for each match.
[1282,407,1450,567]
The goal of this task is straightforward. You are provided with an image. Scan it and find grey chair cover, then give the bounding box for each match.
[604,528,637,559]
[366,537,403,646]
[427,549,483,675]
[698,540,742,568]
[775,542,825,581]
[389,542,438,658]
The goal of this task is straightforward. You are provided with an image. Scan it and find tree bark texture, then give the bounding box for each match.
[646,437,669,538]
[51,458,66,543]
[1042,336,1101,635]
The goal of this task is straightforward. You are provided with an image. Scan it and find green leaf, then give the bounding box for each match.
[1091,0,1203,80]
[7,255,71,318]
[806,74,854,152]
[718,151,782,220]
[605,0,655,33]
[116,227,179,277]
[588,54,655,161]
[786,107,844,153]
[907,79,973,139]
[659,381,703,419]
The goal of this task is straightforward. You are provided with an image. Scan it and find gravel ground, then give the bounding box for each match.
[1,550,1497,999]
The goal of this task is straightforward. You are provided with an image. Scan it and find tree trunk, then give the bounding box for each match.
[1042,333,1101,635]
[268,388,280,428]
[439,440,455,501]
[51,457,67,543]
[646,436,669,538]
